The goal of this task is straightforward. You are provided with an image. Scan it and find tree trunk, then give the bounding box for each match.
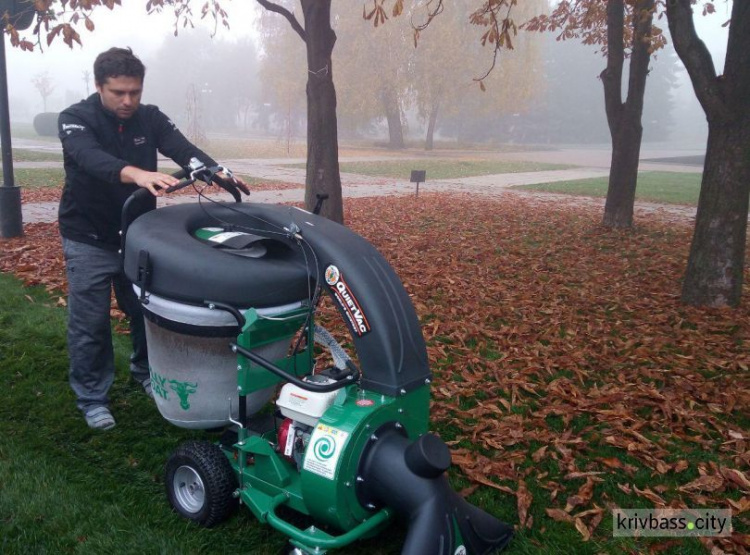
[602,113,643,228]
[301,0,343,223]
[600,0,653,229]
[381,87,405,150]
[666,0,750,306]
[425,97,440,151]
[681,118,750,307]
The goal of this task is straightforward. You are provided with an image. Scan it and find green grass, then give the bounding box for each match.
[12,148,63,162]
[235,175,292,188]
[0,168,64,188]
[0,274,409,554]
[288,159,572,180]
[516,171,702,205]
[0,274,394,554]
[10,122,58,141]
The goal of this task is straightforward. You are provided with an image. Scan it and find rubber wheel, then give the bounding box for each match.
[165,440,238,527]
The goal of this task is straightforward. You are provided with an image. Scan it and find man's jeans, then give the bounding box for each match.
[63,238,149,412]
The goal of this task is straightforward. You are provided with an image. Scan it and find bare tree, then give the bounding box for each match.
[82,69,91,96]
[185,84,206,147]
[31,72,55,112]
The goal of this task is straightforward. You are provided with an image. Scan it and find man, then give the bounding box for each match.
[58,47,248,430]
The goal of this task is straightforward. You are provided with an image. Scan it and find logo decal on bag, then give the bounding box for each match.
[325,265,371,336]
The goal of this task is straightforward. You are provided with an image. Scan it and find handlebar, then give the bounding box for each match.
[120,159,246,255]
[231,342,361,393]
[163,159,246,202]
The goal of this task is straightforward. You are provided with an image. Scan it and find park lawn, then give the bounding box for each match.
[287,159,573,180]
[0,194,747,554]
[517,171,702,205]
[8,123,59,142]
[0,168,65,188]
[1,168,65,203]
[194,136,309,159]
[11,149,63,162]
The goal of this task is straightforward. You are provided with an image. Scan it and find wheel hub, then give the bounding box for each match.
[173,465,205,513]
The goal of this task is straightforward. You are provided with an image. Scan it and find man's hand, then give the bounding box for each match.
[217,172,251,196]
[120,166,179,196]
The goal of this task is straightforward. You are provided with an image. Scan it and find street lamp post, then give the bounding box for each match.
[0,1,36,238]
[0,25,23,238]
[0,0,36,238]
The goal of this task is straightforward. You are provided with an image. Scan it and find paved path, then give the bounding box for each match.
[10,142,704,225]
[16,165,619,225]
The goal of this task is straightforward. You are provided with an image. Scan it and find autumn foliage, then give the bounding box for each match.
[1,193,748,550]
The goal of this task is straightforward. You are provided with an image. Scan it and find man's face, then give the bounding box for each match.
[96,75,143,120]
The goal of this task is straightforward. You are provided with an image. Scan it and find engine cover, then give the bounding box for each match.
[276,376,339,427]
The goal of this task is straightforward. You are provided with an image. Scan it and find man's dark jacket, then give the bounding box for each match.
[58,94,216,251]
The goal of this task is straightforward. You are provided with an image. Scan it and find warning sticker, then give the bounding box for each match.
[302,424,350,480]
[208,231,249,244]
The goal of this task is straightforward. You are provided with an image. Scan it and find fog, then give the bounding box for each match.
[5,0,259,120]
[4,0,731,149]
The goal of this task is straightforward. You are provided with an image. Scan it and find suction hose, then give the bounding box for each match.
[314,325,351,370]
[357,424,513,555]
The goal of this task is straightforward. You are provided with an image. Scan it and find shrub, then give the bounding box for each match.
[33,112,59,137]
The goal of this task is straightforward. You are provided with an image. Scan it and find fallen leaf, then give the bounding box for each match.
[674,460,689,473]
[719,467,750,489]
[679,475,724,493]
[517,480,533,529]
[574,517,590,541]
[546,508,574,523]
[532,445,547,462]
[633,485,666,506]
[727,497,750,513]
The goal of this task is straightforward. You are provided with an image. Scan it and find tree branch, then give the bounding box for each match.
[470,0,516,88]
[601,0,624,129]
[256,0,306,42]
[665,0,727,119]
[723,0,750,107]
[411,0,443,32]
[625,0,654,115]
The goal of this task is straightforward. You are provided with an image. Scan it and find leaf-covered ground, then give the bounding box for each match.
[1,193,748,552]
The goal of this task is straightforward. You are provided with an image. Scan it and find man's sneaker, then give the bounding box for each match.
[139,377,154,399]
[84,406,116,430]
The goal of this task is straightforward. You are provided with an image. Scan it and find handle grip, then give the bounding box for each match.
[231,343,360,392]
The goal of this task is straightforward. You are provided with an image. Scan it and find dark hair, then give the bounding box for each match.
[93,47,146,86]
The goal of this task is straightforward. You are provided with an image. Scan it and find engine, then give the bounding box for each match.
[276,375,340,467]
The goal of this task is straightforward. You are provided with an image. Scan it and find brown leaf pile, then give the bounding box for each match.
[0,222,67,301]
[2,192,748,551]
[21,186,63,205]
[346,194,750,552]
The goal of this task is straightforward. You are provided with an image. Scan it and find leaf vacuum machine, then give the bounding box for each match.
[121,160,514,554]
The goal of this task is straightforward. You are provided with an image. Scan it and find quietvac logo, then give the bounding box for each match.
[325,265,371,336]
